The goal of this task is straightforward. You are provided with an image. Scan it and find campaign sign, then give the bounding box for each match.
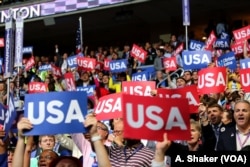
[163,57,177,71]
[132,71,149,81]
[64,72,76,91]
[24,91,88,135]
[214,39,230,49]
[233,25,250,43]
[109,59,127,73]
[76,85,96,96]
[77,57,96,71]
[25,56,35,71]
[189,40,205,51]
[3,94,16,140]
[220,32,230,40]
[51,65,62,78]
[0,103,7,125]
[240,58,250,69]
[39,64,52,71]
[122,81,155,97]
[23,46,33,54]
[104,59,111,71]
[205,31,217,51]
[95,93,123,120]
[197,67,227,95]
[182,50,211,70]
[217,52,237,70]
[231,42,250,55]
[95,62,104,71]
[239,68,250,92]
[67,55,77,68]
[0,58,3,73]
[28,82,48,94]
[157,85,199,113]
[172,43,184,57]
[122,94,190,141]
[131,44,147,63]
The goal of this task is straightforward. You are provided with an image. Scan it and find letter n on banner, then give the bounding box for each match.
[239,69,250,92]
[197,67,227,95]
[122,94,190,141]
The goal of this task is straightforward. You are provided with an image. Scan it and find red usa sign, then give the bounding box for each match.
[28,82,48,94]
[239,69,250,92]
[51,64,62,77]
[64,72,76,91]
[197,67,227,95]
[233,25,250,43]
[205,31,217,51]
[157,85,199,113]
[163,57,177,71]
[95,93,123,120]
[77,57,96,70]
[104,59,110,71]
[131,44,147,63]
[122,94,190,141]
[172,43,184,57]
[231,41,250,55]
[25,56,35,71]
[122,81,155,96]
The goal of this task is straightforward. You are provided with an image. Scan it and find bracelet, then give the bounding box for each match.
[91,135,102,142]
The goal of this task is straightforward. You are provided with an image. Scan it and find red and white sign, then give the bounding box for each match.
[231,41,250,55]
[95,62,104,71]
[77,57,96,71]
[131,44,147,63]
[163,57,177,71]
[205,31,217,51]
[51,64,62,78]
[157,85,199,113]
[233,25,250,43]
[25,56,35,71]
[104,59,110,71]
[122,81,155,96]
[197,67,227,95]
[28,82,48,94]
[122,94,190,141]
[239,68,250,92]
[64,72,76,91]
[95,93,123,120]
[0,38,4,47]
[172,43,184,57]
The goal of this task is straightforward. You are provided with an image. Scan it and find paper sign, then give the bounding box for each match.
[122,81,155,96]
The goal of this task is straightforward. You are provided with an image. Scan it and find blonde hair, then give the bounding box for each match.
[190,119,201,134]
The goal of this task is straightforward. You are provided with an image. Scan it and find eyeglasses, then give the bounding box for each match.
[113,130,123,136]
[97,126,108,131]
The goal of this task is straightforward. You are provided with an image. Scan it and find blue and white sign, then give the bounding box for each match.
[240,58,250,69]
[3,93,16,140]
[182,50,212,70]
[220,32,230,40]
[0,58,3,73]
[4,17,14,78]
[132,71,149,81]
[67,55,77,68]
[214,39,230,49]
[109,59,127,73]
[14,14,24,67]
[0,103,7,126]
[217,52,237,70]
[76,85,96,96]
[182,0,190,26]
[23,46,33,54]
[189,40,205,51]
[24,91,88,135]
[38,64,52,71]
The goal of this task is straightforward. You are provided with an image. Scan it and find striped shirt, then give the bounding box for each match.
[108,143,154,167]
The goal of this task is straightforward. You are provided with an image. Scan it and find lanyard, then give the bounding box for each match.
[123,144,144,162]
[236,132,250,149]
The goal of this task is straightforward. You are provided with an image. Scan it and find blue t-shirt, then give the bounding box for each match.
[0,153,7,167]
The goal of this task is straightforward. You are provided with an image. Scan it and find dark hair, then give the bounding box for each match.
[49,156,82,167]
[207,103,223,112]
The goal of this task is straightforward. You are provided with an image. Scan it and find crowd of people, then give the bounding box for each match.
[0,23,250,167]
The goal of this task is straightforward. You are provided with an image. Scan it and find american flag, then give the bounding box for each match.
[76,17,82,54]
